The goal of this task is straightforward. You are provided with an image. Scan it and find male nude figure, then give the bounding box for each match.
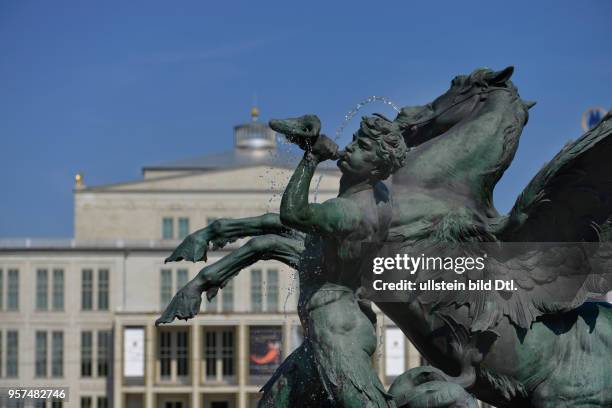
[157,114,406,407]
[258,114,407,407]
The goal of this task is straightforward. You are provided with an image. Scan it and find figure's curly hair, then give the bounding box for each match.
[359,114,407,180]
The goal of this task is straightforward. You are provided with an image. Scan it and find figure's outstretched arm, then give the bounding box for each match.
[156,234,304,325]
[280,137,360,236]
[165,213,294,263]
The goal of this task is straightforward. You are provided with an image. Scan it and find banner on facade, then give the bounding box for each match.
[249,326,282,378]
[123,327,145,377]
[385,327,405,377]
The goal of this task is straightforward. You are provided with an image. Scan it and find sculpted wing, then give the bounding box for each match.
[492,111,612,243]
[420,112,612,330]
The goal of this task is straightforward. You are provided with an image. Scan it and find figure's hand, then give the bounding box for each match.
[155,280,203,325]
[310,134,339,162]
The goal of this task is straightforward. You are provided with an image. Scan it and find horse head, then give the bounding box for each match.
[395,66,534,148]
[388,67,535,216]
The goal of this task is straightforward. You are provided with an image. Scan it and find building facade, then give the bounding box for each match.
[0,111,423,408]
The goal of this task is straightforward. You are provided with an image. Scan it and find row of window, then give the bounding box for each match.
[2,266,283,313]
[160,268,279,312]
[161,216,223,240]
[80,397,109,408]
[152,325,288,386]
[158,328,235,382]
[0,268,109,312]
[0,329,110,379]
[26,400,106,408]
[0,397,108,408]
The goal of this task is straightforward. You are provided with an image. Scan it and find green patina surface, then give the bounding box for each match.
[158,67,612,407]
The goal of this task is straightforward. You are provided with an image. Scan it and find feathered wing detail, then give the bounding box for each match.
[418,111,612,330]
[416,242,598,330]
[494,111,612,243]
[418,113,612,332]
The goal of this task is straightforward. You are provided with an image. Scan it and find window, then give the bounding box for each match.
[81,397,92,408]
[251,269,278,312]
[81,268,110,311]
[97,330,111,377]
[36,268,64,311]
[52,269,64,310]
[176,269,188,289]
[158,329,190,381]
[221,330,234,377]
[81,269,93,310]
[6,330,17,377]
[98,269,109,310]
[176,331,189,376]
[204,331,216,379]
[162,217,174,239]
[159,331,172,378]
[178,217,190,240]
[52,331,63,377]
[266,269,279,312]
[161,269,189,309]
[36,269,48,310]
[203,328,235,382]
[97,397,109,408]
[208,287,218,312]
[251,269,262,312]
[222,279,233,312]
[35,331,47,377]
[81,331,92,377]
[160,269,172,308]
[7,269,19,310]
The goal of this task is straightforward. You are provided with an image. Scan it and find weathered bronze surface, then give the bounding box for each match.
[158,67,612,407]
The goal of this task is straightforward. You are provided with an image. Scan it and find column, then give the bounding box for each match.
[113,322,123,408]
[145,323,155,408]
[238,321,247,408]
[192,322,200,408]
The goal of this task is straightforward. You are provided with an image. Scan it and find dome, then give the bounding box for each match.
[234,107,276,149]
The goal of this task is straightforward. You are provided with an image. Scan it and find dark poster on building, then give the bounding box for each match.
[249,326,282,379]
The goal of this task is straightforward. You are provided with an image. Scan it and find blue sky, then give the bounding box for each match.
[0,1,610,238]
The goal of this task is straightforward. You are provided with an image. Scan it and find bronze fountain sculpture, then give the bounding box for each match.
[157,67,612,407]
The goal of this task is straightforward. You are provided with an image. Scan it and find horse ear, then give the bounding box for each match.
[486,66,514,85]
[523,100,536,110]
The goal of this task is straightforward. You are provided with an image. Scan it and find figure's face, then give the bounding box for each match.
[337,131,381,180]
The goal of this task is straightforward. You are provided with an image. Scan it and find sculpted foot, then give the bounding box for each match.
[269,114,321,148]
[155,279,203,325]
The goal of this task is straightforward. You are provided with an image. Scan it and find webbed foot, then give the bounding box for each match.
[269,114,321,148]
[156,280,203,325]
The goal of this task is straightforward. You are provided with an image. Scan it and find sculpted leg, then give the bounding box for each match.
[156,234,304,325]
[165,213,296,263]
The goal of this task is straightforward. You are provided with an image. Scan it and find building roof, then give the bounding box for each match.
[143,110,340,173]
[142,146,339,173]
